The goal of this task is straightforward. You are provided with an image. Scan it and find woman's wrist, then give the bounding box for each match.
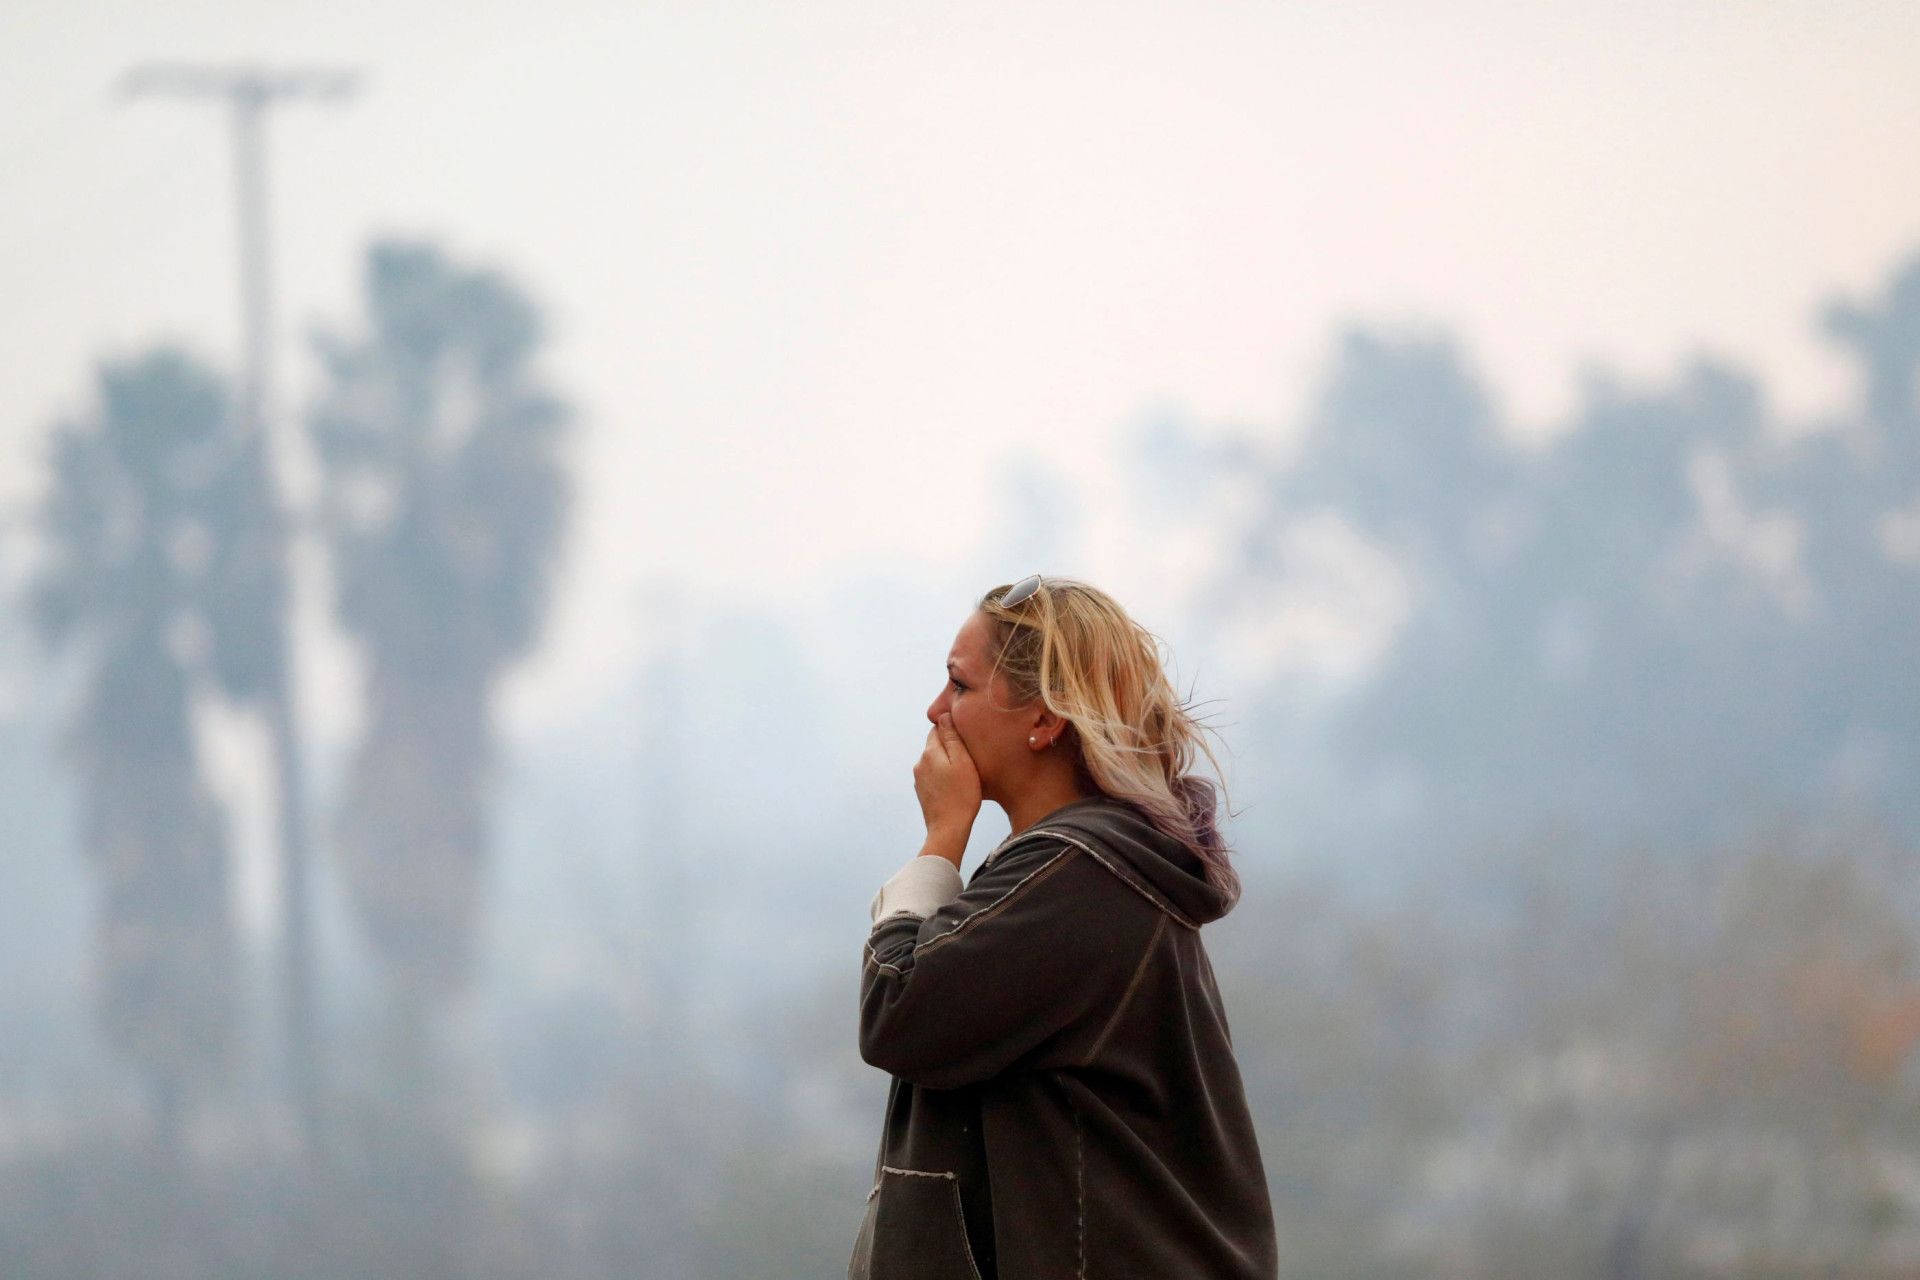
[919,824,971,866]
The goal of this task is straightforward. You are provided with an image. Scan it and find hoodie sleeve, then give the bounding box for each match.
[869,853,965,924]
[859,836,1166,1091]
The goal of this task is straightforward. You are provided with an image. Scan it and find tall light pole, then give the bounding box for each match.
[120,63,357,1156]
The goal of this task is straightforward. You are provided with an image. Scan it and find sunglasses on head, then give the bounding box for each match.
[1000,574,1042,608]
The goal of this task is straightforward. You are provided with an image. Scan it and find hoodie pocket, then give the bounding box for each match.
[861,1166,983,1280]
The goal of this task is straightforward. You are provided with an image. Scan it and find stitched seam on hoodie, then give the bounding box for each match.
[912,849,1080,957]
[1037,832,1202,931]
[862,937,905,974]
[947,1178,986,1280]
[977,823,1068,874]
[1074,1093,1086,1280]
[1083,911,1169,1067]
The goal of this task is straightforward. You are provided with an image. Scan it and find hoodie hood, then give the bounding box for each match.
[987,793,1235,927]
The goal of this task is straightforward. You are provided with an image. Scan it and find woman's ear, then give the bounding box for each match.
[1028,705,1071,751]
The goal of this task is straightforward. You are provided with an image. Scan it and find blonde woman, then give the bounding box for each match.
[849,575,1278,1280]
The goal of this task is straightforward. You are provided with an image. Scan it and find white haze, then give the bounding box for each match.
[2,0,1918,747]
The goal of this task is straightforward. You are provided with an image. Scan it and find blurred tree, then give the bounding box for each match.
[1259,329,1515,574]
[1681,841,1920,1140]
[1780,256,1920,823]
[308,241,570,1038]
[1216,251,1920,863]
[29,350,272,1147]
[1826,254,1920,484]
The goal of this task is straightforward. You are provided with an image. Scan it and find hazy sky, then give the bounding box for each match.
[4,0,1919,736]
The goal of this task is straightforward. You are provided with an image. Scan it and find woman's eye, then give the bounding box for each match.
[949,678,965,692]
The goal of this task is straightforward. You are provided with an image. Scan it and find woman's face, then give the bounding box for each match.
[926,609,1043,804]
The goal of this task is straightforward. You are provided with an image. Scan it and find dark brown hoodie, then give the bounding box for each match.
[849,794,1278,1280]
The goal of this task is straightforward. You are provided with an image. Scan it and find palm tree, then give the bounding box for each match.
[31,349,272,1148]
[308,241,570,1056]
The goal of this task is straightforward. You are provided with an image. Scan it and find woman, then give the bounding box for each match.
[849,575,1278,1280]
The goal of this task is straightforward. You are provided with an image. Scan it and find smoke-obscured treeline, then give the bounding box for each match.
[1,236,1917,1279]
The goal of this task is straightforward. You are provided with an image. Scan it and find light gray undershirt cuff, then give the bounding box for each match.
[869,854,964,925]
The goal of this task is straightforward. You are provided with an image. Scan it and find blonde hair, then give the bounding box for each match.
[979,576,1239,907]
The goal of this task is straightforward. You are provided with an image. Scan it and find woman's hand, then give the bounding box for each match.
[914,713,982,866]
